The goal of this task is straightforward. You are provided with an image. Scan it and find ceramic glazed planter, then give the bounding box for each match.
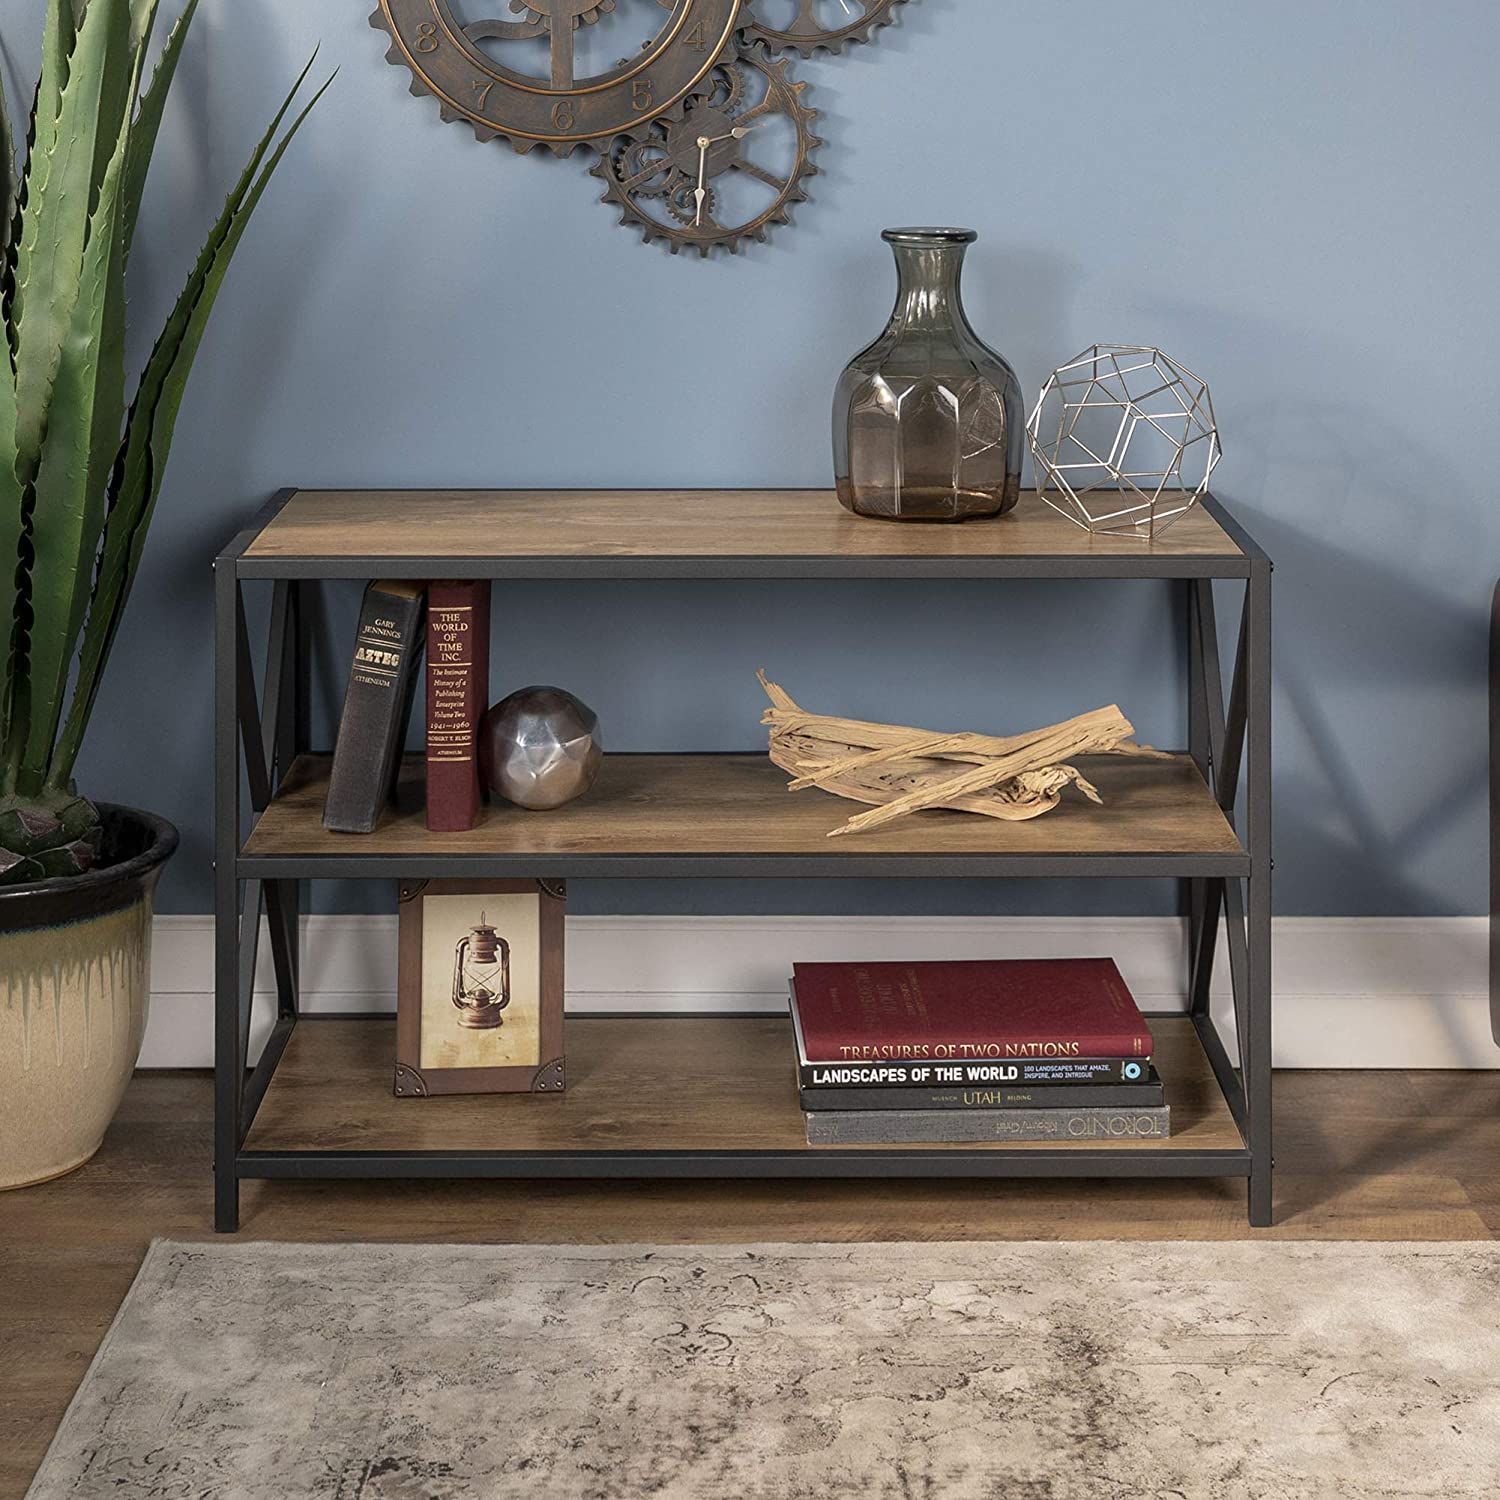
[0,806,177,1190]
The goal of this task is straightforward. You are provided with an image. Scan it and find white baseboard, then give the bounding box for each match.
[139,914,1496,1070]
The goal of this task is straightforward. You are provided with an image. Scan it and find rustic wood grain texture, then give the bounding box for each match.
[3,1067,1499,1498]
[242,489,1243,561]
[244,753,1245,860]
[243,1015,1239,1155]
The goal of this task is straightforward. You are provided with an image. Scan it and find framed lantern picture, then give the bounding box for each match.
[395,879,565,1097]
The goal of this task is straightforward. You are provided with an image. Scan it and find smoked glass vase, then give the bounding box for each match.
[834,228,1023,522]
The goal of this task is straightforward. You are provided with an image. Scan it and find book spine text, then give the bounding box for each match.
[425,580,491,832]
[798,1079,1165,1112]
[806,1105,1171,1146]
[810,1033,1151,1062]
[323,582,425,834]
[797,1057,1151,1089]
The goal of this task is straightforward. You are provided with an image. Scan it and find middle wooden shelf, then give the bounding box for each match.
[239,751,1246,879]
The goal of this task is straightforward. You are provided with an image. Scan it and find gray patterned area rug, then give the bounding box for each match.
[27,1239,1500,1499]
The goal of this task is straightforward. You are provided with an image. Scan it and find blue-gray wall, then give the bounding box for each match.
[2,0,1494,917]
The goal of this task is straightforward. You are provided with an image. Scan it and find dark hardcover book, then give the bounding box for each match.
[322,580,426,834]
[425,580,491,832]
[799,1068,1163,1113]
[790,957,1152,1063]
[806,1104,1171,1146]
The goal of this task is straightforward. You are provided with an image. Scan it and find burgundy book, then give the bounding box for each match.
[425,580,491,832]
[789,958,1152,1063]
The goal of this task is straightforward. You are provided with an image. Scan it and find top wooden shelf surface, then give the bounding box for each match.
[236,489,1253,577]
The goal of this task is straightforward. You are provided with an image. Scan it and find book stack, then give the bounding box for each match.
[323,579,495,835]
[790,958,1167,1145]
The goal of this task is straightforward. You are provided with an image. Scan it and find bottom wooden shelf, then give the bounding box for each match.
[242,1014,1244,1161]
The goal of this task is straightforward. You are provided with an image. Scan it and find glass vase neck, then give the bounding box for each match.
[882,228,977,334]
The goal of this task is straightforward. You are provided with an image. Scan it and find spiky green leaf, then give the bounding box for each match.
[0,66,16,267]
[38,0,80,143]
[0,364,18,766]
[10,0,131,491]
[3,0,132,787]
[122,0,194,262]
[9,0,78,340]
[131,0,162,53]
[134,64,332,507]
[0,66,20,762]
[2,78,38,345]
[52,55,330,784]
[16,71,134,792]
[89,2,157,216]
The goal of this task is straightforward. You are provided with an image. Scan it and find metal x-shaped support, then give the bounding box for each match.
[215,534,313,1230]
[1186,561,1273,1224]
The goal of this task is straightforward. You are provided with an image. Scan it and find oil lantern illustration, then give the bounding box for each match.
[451,912,510,1031]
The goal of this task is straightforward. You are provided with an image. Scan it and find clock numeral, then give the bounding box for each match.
[414,21,440,53]
[631,77,655,112]
[552,99,576,131]
[472,79,494,110]
[685,19,709,51]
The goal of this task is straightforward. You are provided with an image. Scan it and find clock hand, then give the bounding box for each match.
[693,122,765,227]
[699,123,763,147]
[695,137,710,223]
[694,134,711,227]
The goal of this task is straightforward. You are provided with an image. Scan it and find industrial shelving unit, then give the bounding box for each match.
[213,487,1272,1230]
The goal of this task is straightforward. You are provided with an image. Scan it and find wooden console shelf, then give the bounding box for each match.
[243,751,1245,875]
[240,488,1247,575]
[244,1016,1241,1159]
[215,488,1273,1228]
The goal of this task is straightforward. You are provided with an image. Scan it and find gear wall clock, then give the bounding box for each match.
[370,0,912,256]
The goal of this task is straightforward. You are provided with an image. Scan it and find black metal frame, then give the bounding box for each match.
[214,490,1272,1231]
[1490,579,1500,1048]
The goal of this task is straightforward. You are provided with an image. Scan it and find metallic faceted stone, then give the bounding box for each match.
[479,686,603,811]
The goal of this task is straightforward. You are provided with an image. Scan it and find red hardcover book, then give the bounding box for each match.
[425,580,491,832]
[790,958,1152,1063]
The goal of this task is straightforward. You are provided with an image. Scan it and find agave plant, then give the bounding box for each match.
[0,0,329,883]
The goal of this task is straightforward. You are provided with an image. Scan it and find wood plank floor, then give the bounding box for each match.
[2,1066,1498,1499]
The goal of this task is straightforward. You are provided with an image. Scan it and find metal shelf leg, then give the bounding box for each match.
[1246,560,1273,1226]
[214,562,241,1233]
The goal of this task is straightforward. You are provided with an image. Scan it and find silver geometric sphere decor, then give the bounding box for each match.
[1026,344,1221,539]
[479,686,603,811]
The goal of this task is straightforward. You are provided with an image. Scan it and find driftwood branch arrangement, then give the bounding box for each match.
[759,672,1165,839]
